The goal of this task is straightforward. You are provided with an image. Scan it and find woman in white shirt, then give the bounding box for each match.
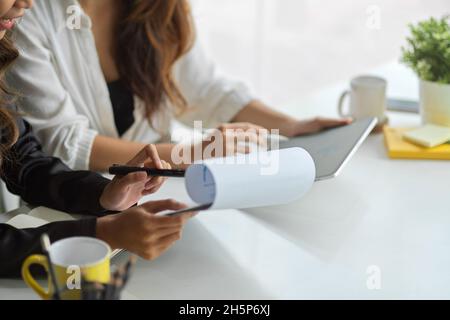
[8,0,350,171]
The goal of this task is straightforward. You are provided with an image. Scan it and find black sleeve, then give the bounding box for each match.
[0,219,97,278]
[0,118,110,278]
[1,118,110,215]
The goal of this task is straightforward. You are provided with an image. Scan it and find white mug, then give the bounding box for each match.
[338,75,387,124]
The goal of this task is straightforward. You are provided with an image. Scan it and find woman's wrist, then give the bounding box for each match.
[282,119,299,137]
[96,215,118,250]
[98,188,111,211]
[98,184,123,212]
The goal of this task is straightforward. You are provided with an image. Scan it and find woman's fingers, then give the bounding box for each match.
[232,144,251,154]
[155,231,182,248]
[152,214,191,228]
[150,211,196,229]
[123,171,148,184]
[145,176,164,189]
[126,145,153,166]
[152,226,183,239]
[219,122,265,131]
[220,124,267,145]
[142,184,164,196]
[315,117,352,129]
[142,182,164,195]
[127,144,162,168]
[140,199,188,213]
[114,171,147,191]
[140,160,169,193]
[139,230,182,261]
[207,123,268,156]
[293,117,353,136]
[162,160,171,170]
[148,144,163,169]
[200,122,270,159]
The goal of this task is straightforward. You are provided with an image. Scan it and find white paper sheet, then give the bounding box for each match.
[185,147,315,210]
[6,214,49,229]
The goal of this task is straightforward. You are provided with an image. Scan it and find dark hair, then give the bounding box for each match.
[0,35,19,166]
[117,0,194,118]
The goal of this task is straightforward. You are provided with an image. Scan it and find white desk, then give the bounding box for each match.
[2,63,450,299]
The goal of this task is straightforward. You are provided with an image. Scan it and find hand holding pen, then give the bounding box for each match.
[100,145,172,211]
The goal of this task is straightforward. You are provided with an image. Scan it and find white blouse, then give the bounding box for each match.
[8,0,254,170]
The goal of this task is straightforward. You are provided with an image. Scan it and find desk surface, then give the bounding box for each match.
[2,63,450,299]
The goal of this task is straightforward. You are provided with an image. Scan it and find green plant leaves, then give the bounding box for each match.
[401,16,450,84]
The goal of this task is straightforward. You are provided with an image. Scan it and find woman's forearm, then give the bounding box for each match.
[90,135,183,172]
[90,135,147,172]
[0,220,97,278]
[4,119,110,215]
[232,100,297,136]
[90,99,302,172]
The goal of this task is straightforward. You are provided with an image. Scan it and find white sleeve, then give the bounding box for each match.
[7,11,97,170]
[174,38,256,129]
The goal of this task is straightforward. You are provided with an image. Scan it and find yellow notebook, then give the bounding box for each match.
[383,126,450,160]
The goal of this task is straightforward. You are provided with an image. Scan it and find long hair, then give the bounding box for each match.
[0,35,19,167]
[117,0,194,118]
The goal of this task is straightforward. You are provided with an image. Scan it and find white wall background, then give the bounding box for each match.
[191,0,449,107]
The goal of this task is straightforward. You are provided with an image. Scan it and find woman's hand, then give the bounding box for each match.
[190,118,352,162]
[96,199,195,260]
[198,122,268,159]
[99,144,170,211]
[232,100,353,138]
[286,117,353,137]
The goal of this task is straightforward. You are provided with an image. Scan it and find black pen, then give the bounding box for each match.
[109,165,185,178]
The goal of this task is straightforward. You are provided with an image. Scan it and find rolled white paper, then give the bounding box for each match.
[185,147,316,210]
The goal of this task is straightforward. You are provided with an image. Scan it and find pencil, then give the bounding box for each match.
[113,278,124,300]
[93,282,104,300]
[122,255,137,287]
[106,268,122,300]
[40,234,61,300]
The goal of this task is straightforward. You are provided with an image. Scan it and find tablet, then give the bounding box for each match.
[276,117,377,181]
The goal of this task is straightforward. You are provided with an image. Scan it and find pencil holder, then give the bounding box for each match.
[78,254,137,300]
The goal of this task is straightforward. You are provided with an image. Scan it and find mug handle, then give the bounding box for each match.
[21,254,52,300]
[338,90,351,117]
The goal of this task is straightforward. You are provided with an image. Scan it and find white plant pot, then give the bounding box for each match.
[420,80,450,127]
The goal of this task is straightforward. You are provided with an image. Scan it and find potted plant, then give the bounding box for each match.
[401,16,450,127]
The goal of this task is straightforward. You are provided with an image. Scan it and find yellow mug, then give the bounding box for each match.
[22,237,111,300]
